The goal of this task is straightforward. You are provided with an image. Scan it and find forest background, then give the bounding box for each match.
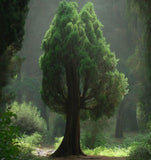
[1,0,151,160]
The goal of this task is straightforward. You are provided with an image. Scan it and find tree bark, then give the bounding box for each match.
[51,63,84,157]
[51,108,83,157]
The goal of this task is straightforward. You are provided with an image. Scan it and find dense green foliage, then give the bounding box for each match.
[127,133,151,160]
[0,0,29,53]
[9,102,47,135]
[0,0,29,107]
[40,1,128,119]
[0,111,20,159]
[0,110,47,160]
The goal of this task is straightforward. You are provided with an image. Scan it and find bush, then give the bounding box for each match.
[127,146,151,160]
[17,132,43,147]
[127,133,151,160]
[0,110,47,160]
[9,102,47,135]
[0,111,20,160]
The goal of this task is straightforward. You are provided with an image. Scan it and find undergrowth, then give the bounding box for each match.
[54,133,151,158]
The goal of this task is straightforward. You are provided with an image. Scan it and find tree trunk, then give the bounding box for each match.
[115,105,123,138]
[115,115,123,138]
[51,109,84,157]
[51,63,84,157]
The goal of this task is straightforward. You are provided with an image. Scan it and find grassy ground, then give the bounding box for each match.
[16,132,151,159]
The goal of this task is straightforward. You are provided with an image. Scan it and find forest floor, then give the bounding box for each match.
[35,147,126,160]
[49,155,126,160]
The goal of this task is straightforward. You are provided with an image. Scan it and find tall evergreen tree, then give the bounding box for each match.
[40,1,128,157]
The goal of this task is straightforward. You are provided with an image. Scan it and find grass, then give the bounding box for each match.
[12,131,151,159]
[54,136,130,157]
[83,146,130,157]
[53,132,151,158]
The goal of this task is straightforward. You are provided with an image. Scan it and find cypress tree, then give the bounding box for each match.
[40,1,128,157]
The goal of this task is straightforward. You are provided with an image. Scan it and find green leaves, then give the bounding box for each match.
[0,111,20,159]
[9,102,47,135]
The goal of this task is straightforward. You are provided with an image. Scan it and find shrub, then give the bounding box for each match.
[17,132,43,147]
[127,133,151,160]
[9,102,47,135]
[15,133,45,160]
[0,111,20,160]
[127,146,151,160]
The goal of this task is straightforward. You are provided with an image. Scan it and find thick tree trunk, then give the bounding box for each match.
[51,63,84,157]
[51,109,84,157]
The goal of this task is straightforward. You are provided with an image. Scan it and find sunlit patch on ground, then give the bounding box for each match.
[33,147,55,157]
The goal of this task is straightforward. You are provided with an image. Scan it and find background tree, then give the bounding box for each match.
[0,0,30,108]
[0,1,30,158]
[40,1,128,157]
[127,0,151,130]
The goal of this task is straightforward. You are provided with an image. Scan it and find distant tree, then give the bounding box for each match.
[0,0,30,107]
[127,0,151,130]
[40,1,128,157]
